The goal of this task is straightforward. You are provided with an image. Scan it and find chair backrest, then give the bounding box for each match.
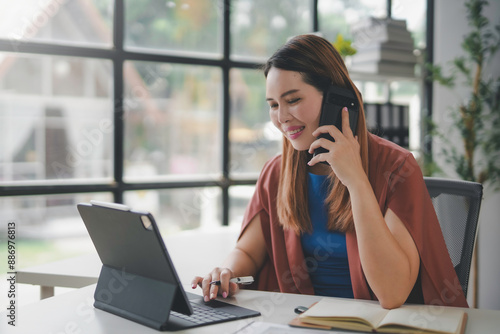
[424,177,483,297]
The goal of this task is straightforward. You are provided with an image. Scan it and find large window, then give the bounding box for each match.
[0,0,427,270]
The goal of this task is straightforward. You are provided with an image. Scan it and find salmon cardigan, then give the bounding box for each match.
[239,133,468,308]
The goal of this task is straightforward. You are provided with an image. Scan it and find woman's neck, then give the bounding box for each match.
[307,162,331,175]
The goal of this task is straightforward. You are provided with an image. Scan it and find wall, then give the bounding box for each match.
[433,0,500,310]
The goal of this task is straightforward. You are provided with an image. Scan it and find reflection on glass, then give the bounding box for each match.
[124,187,221,233]
[231,0,313,60]
[0,0,113,47]
[125,0,222,56]
[0,192,112,271]
[229,185,255,227]
[123,61,222,180]
[0,53,113,183]
[318,0,386,42]
[229,68,281,176]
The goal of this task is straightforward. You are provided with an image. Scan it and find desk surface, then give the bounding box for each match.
[2,284,500,333]
[11,227,500,333]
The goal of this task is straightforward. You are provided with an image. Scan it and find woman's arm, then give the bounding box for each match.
[191,213,267,302]
[308,108,419,309]
[349,178,420,309]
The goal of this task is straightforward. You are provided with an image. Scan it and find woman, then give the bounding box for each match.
[192,34,468,309]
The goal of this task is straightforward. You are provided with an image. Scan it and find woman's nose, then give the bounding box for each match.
[278,107,292,124]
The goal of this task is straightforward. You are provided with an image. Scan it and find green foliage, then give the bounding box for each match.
[424,63,455,87]
[332,34,357,58]
[425,0,500,189]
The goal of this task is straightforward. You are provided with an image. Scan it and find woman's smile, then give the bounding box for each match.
[285,126,305,139]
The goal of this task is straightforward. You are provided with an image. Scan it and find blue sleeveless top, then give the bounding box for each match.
[300,173,354,298]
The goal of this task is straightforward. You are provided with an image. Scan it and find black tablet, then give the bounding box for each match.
[77,201,260,331]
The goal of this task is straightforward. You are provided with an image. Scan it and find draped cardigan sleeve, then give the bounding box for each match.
[238,134,468,307]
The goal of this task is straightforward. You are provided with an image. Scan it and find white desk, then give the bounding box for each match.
[16,227,240,299]
[10,226,500,333]
[2,284,500,333]
[16,254,101,299]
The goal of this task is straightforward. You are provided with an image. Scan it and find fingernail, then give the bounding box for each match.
[210,293,215,299]
[204,295,209,302]
[222,292,227,298]
[192,284,197,289]
[307,160,312,166]
[343,107,348,112]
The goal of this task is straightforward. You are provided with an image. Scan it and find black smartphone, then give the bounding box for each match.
[313,85,360,159]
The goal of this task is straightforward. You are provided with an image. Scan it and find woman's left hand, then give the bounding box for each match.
[308,107,365,188]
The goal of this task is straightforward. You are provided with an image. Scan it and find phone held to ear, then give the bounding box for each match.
[313,85,360,161]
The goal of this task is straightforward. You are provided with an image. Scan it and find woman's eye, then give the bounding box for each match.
[288,98,300,104]
[269,103,278,109]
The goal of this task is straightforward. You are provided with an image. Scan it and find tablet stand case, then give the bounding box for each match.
[94,266,189,329]
[78,204,192,330]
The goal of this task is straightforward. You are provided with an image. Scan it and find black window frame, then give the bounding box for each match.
[0,0,433,227]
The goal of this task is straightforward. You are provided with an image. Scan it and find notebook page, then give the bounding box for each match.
[299,298,388,328]
[378,304,464,333]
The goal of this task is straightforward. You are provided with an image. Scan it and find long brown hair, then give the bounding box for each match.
[263,34,369,234]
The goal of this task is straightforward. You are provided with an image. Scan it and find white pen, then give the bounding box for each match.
[210,276,254,286]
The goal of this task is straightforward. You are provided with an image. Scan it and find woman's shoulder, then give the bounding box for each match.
[260,154,282,177]
[367,133,422,187]
[251,154,282,204]
[368,133,415,167]
[368,132,410,155]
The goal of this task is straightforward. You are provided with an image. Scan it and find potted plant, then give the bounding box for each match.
[426,0,499,186]
[425,0,500,307]
[332,33,357,60]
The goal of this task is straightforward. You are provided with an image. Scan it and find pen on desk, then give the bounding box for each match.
[210,276,254,286]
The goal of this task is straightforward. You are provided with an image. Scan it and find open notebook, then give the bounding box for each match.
[77,201,260,331]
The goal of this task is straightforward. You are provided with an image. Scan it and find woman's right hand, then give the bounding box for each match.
[191,267,240,302]
[191,213,266,302]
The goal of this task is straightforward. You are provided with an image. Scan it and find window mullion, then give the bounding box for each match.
[113,0,125,203]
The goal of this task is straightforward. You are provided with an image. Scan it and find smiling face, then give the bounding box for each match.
[266,68,324,151]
